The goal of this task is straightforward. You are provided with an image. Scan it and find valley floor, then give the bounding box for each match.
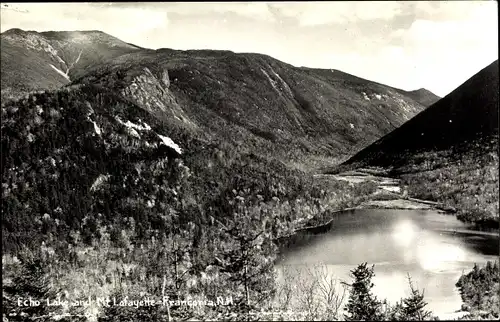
[314,168,446,213]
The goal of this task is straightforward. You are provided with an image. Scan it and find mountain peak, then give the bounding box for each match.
[1,28,33,35]
[413,88,432,93]
[405,87,441,107]
[38,30,138,48]
[1,28,141,101]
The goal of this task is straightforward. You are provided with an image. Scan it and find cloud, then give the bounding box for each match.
[269,2,404,26]
[413,0,496,22]
[408,1,498,43]
[0,3,168,44]
[0,3,29,13]
[177,2,276,22]
[314,48,418,93]
[399,1,498,95]
[101,2,277,22]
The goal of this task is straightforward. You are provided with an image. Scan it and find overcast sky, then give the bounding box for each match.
[1,1,498,96]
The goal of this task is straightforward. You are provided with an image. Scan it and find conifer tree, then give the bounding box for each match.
[400,274,433,321]
[3,250,62,321]
[344,262,384,321]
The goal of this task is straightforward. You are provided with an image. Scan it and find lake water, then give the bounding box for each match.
[276,209,499,319]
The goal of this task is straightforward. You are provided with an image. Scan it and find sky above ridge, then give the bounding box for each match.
[1,1,498,97]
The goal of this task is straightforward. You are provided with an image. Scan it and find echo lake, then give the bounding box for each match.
[275,208,499,319]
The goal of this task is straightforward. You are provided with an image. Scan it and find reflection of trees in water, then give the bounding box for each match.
[450,231,500,256]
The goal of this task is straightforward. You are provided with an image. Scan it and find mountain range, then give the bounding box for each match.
[1,29,438,163]
[2,28,497,228]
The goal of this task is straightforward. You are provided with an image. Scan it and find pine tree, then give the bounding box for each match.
[455,260,500,318]
[387,299,405,320]
[3,249,62,321]
[215,195,277,320]
[400,274,433,320]
[344,262,384,321]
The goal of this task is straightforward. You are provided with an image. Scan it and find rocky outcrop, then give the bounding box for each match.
[120,67,194,127]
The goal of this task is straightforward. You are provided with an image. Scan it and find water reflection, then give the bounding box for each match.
[390,219,468,271]
[392,219,419,248]
[277,209,499,318]
[416,236,467,271]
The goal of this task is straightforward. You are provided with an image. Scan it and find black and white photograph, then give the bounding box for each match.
[1,1,499,321]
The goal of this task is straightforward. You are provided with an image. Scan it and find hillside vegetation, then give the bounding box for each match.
[1,82,383,320]
[72,49,433,162]
[395,88,441,107]
[456,260,500,319]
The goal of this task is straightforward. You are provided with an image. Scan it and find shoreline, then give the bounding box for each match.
[275,168,498,256]
[274,197,498,245]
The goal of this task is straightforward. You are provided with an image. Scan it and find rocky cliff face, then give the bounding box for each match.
[120,67,191,124]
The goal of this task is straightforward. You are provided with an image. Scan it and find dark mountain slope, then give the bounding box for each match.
[0,28,468,320]
[338,60,498,168]
[1,29,140,101]
[0,81,363,258]
[1,84,180,250]
[334,60,499,226]
[2,58,388,322]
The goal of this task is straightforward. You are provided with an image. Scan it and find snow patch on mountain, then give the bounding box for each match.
[90,174,110,192]
[269,67,294,97]
[49,64,70,81]
[65,49,83,76]
[261,68,279,92]
[157,134,182,154]
[91,120,101,135]
[127,128,141,138]
[114,116,182,153]
[261,66,294,98]
[116,117,152,131]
